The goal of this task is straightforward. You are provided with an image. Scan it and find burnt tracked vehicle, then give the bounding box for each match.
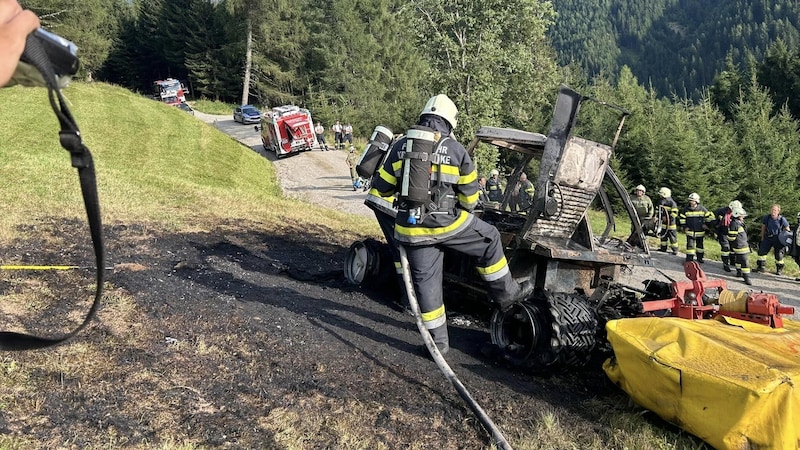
[345,86,656,372]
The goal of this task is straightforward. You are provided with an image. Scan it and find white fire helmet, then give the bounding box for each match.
[420,94,458,129]
[490,169,499,176]
[688,192,700,203]
[658,187,671,198]
[634,184,646,193]
[728,200,742,210]
[732,206,747,218]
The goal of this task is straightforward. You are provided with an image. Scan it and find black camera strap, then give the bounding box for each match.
[0,34,105,350]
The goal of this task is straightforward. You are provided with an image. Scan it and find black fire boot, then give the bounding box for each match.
[722,256,731,272]
[494,280,535,312]
[755,260,766,273]
[776,264,784,276]
[685,254,694,263]
[697,254,704,264]
[416,325,450,358]
[736,268,743,278]
[743,274,753,286]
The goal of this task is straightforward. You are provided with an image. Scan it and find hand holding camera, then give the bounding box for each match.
[0,0,40,86]
[1,0,79,89]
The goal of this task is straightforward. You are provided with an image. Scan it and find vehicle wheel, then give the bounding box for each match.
[344,239,395,290]
[547,292,598,369]
[490,291,598,372]
[490,300,558,372]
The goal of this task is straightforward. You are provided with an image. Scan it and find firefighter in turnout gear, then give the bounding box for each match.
[509,172,535,212]
[361,127,407,308]
[657,187,680,254]
[372,94,534,357]
[631,184,655,233]
[713,200,742,272]
[756,204,791,275]
[678,193,714,262]
[487,169,503,202]
[728,205,752,285]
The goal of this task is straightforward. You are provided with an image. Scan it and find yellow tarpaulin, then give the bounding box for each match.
[604,316,800,450]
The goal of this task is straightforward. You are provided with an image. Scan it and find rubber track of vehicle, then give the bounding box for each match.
[546,292,598,369]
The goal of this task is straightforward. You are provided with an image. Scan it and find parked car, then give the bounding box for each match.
[233,105,262,124]
[175,102,194,115]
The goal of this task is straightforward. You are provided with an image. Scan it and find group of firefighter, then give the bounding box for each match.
[631,185,799,285]
[478,170,535,212]
[349,92,799,357]
[314,120,353,151]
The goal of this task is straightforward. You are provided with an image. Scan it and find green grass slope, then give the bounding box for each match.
[0,82,371,240]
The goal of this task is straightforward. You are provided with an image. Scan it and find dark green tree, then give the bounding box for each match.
[731,79,800,218]
[22,0,122,80]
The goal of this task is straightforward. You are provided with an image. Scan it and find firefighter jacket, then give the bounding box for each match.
[713,206,733,232]
[487,177,503,202]
[372,135,480,245]
[679,204,713,236]
[658,197,679,230]
[515,179,535,209]
[631,194,654,219]
[364,187,397,217]
[727,217,750,254]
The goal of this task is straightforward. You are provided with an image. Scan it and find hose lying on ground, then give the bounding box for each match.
[398,245,513,450]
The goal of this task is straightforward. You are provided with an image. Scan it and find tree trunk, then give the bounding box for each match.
[241,16,253,105]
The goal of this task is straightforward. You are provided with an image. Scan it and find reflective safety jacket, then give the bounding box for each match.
[727,217,750,254]
[372,135,480,245]
[679,204,714,237]
[658,197,679,230]
[487,177,503,202]
[631,194,654,219]
[364,187,396,217]
[713,206,733,232]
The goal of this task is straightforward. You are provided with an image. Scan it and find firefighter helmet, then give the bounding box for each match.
[688,192,700,202]
[732,206,747,218]
[658,187,671,198]
[778,230,793,247]
[490,169,499,176]
[634,184,646,193]
[729,200,742,210]
[420,94,458,129]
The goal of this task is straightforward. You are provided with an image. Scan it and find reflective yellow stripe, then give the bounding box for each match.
[477,256,508,276]
[378,166,396,186]
[459,191,479,206]
[396,209,469,237]
[459,169,477,184]
[421,304,446,329]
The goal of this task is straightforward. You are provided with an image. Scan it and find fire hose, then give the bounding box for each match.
[398,245,513,450]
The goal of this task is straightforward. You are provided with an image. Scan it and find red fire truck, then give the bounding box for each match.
[153,79,186,105]
[260,105,317,158]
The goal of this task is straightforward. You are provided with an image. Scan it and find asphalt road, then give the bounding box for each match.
[195,111,373,218]
[195,110,800,316]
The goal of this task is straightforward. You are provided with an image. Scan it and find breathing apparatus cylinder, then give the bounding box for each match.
[356,125,393,178]
[400,126,437,224]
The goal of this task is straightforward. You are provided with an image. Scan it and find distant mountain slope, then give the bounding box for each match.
[549,0,800,97]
